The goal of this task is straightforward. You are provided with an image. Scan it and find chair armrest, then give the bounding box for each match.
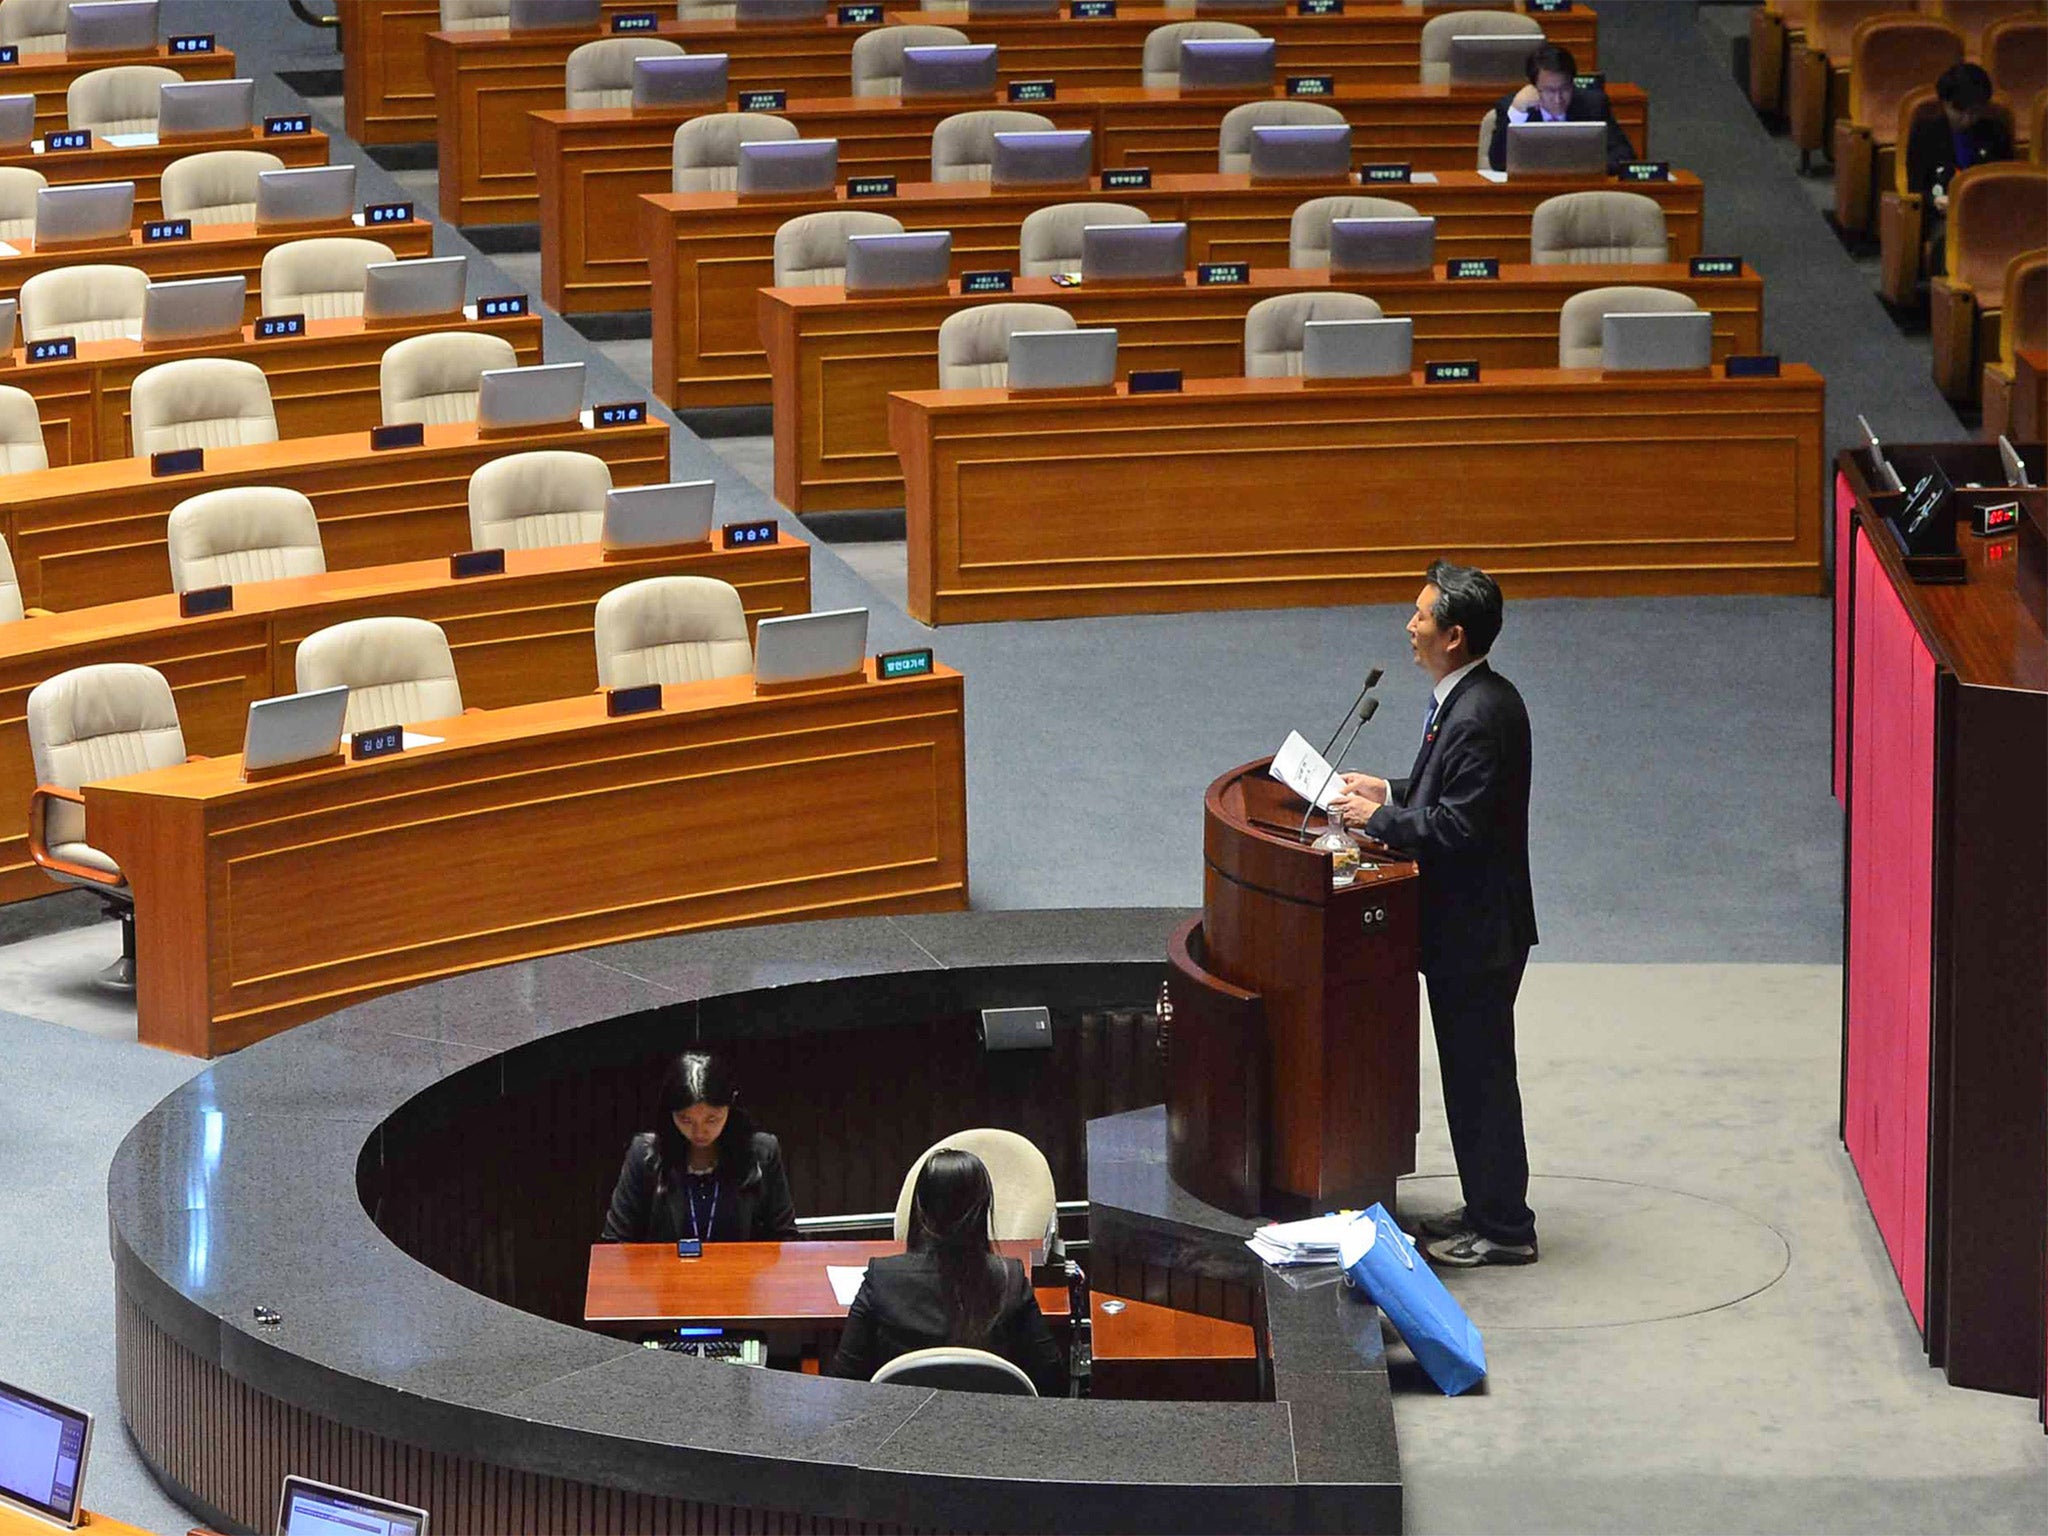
[463,706,485,715]
[23,606,52,618]
[27,784,121,889]
[185,754,208,763]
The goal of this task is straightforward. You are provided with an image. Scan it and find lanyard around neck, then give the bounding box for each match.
[685,1172,719,1242]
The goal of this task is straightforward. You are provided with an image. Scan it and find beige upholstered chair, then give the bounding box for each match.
[259,236,396,321]
[129,359,279,456]
[1287,195,1420,268]
[850,24,970,97]
[671,112,798,191]
[165,487,325,593]
[1018,202,1148,276]
[936,301,1076,386]
[19,264,148,343]
[1556,285,1698,368]
[0,165,45,240]
[1244,291,1384,377]
[0,383,47,475]
[772,209,904,286]
[379,331,518,426]
[0,0,72,54]
[1475,107,1497,170]
[593,575,752,687]
[1141,21,1260,90]
[1218,99,1345,174]
[67,65,182,135]
[439,0,511,28]
[467,449,612,550]
[1530,191,1669,264]
[870,1348,1037,1396]
[931,109,1056,183]
[295,615,464,735]
[160,150,286,227]
[1417,9,1541,86]
[892,1129,1057,1246]
[564,36,684,108]
[0,534,20,622]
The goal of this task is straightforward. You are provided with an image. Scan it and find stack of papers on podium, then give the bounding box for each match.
[1246,1212,1363,1266]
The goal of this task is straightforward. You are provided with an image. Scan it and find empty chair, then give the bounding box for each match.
[0,0,71,54]
[1931,162,2048,397]
[379,331,519,426]
[439,0,511,28]
[165,486,325,593]
[259,236,397,321]
[1218,99,1346,174]
[129,358,279,456]
[467,449,612,550]
[1529,191,1668,264]
[1417,9,1541,86]
[1786,0,1897,165]
[1830,15,1966,236]
[1556,285,1699,368]
[1750,0,1820,116]
[671,112,798,191]
[18,263,148,343]
[0,531,20,621]
[294,615,463,735]
[870,1348,1038,1397]
[0,165,44,240]
[160,150,286,228]
[892,1129,1057,1246]
[1244,290,1384,377]
[937,301,1076,386]
[1018,202,1148,276]
[593,575,751,688]
[564,36,684,108]
[66,65,182,136]
[2035,87,2048,165]
[1140,21,1260,90]
[0,383,48,475]
[1287,194,1421,268]
[772,209,904,286]
[1982,13,2048,111]
[1982,248,2048,436]
[931,109,1056,183]
[850,24,970,97]
[1939,0,2016,62]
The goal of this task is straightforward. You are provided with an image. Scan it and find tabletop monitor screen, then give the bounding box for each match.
[35,181,135,245]
[735,0,829,23]
[1248,123,1353,183]
[507,0,602,30]
[276,1476,430,1536]
[242,687,349,774]
[1998,435,2032,489]
[256,164,357,228]
[1600,310,1712,372]
[158,78,256,137]
[754,607,868,685]
[1194,0,1288,10]
[0,298,16,351]
[1007,327,1116,389]
[363,256,468,320]
[990,129,1093,187]
[141,275,247,344]
[967,0,1060,15]
[1328,215,1435,276]
[633,54,729,108]
[1448,33,1544,88]
[1080,220,1187,282]
[0,1379,92,1529]
[0,94,30,149]
[66,0,158,56]
[845,230,953,293]
[603,481,718,550]
[735,137,837,195]
[1177,37,1276,92]
[901,44,999,99]
[478,361,586,430]
[1302,316,1413,380]
[1504,120,1606,177]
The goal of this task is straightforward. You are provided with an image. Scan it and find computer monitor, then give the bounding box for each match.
[1998,435,2032,489]
[141,275,246,344]
[0,95,37,149]
[275,1476,430,1536]
[1328,215,1435,276]
[1177,37,1276,92]
[632,54,729,109]
[0,1378,92,1530]
[363,256,468,321]
[1247,123,1353,183]
[255,164,357,229]
[901,44,999,99]
[1504,120,1607,177]
[477,361,586,430]
[507,0,601,30]
[1007,327,1117,389]
[735,137,837,195]
[1302,316,1412,380]
[844,230,952,294]
[65,0,158,56]
[753,607,868,686]
[603,481,718,550]
[1600,310,1712,372]
[157,78,257,138]
[34,181,135,247]
[990,130,1093,187]
[242,688,350,774]
[1080,220,1186,282]
[1447,33,1544,88]
[734,0,828,23]
[967,0,1059,15]
[1194,0,1287,10]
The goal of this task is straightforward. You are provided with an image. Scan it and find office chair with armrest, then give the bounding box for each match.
[1982,14,2048,113]
[0,383,48,475]
[1140,22,1259,90]
[1877,86,2018,306]
[130,358,279,456]
[1244,290,1384,377]
[1981,248,2048,438]
[1929,162,2048,398]
[851,24,970,98]
[1287,194,1420,269]
[772,209,905,286]
[467,448,613,550]
[261,236,398,321]
[1556,285,1698,369]
[871,1348,1038,1396]
[893,1128,1057,1247]
[1785,0,1896,169]
[295,615,465,734]
[379,330,520,425]
[931,109,1056,183]
[440,0,512,29]
[1018,203,1147,276]
[0,165,45,240]
[1218,100,1345,174]
[937,301,1076,385]
[1529,190,1668,265]
[1831,15,1965,237]
[19,263,148,343]
[1416,9,1540,87]
[672,113,798,192]
[165,486,325,593]
[161,150,287,228]
[67,65,183,136]
[0,0,71,55]
[593,575,751,687]
[565,36,684,108]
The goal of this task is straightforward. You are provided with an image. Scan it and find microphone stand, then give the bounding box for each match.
[1299,694,1379,840]
[1315,667,1383,764]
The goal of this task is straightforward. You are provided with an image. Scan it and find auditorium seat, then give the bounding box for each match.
[1749,0,1817,117]
[1980,249,2048,437]
[772,209,904,286]
[893,1129,1056,1246]
[438,0,509,29]
[1786,0,1896,169]
[1417,10,1541,86]
[1019,203,1147,275]
[165,486,325,593]
[937,301,1076,385]
[0,165,42,240]
[931,109,1057,183]
[871,1348,1038,1397]
[261,237,397,321]
[1556,285,1698,368]
[1877,85,2018,306]
[1140,22,1260,90]
[19,264,147,343]
[1218,100,1346,174]
[379,331,519,426]
[1287,195,1420,268]
[850,24,970,98]
[129,358,279,456]
[160,150,287,228]
[468,449,612,550]
[1243,291,1384,377]
[295,615,464,734]
[66,65,181,136]
[1930,162,2048,398]
[1830,14,1965,236]
[2034,88,2048,162]
[1530,191,1668,264]
[1937,0,2017,63]
[672,112,798,191]
[1982,13,2048,113]
[564,37,684,109]
[593,575,752,688]
[0,384,48,475]
[0,0,68,55]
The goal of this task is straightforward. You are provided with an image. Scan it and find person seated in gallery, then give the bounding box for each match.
[601,1050,800,1244]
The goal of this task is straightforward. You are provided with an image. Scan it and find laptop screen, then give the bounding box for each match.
[277,1476,429,1536]
[0,1379,92,1528]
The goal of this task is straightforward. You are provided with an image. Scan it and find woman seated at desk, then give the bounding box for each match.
[828,1149,1067,1397]
[601,1051,799,1244]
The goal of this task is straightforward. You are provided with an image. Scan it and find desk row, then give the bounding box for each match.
[0,27,237,136]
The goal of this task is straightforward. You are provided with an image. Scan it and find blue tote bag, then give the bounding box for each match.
[1338,1203,1487,1396]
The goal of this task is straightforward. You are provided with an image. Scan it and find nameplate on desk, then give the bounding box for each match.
[1360,162,1411,184]
[1529,0,1572,12]
[0,47,16,65]
[1724,353,1779,378]
[1620,161,1671,182]
[961,269,1013,293]
[878,646,933,679]
[610,10,660,30]
[178,585,232,618]
[723,519,778,548]
[1425,360,1480,384]
[1008,79,1056,103]
[1574,72,1604,90]
[1297,0,1342,14]
[595,399,647,426]
[847,175,897,198]
[370,422,424,450]
[1196,262,1249,286]
[837,3,884,21]
[478,293,529,318]
[738,90,788,112]
[169,33,217,53]
[1446,258,1498,280]
[606,683,663,717]
[1285,74,1334,98]
[1072,0,1116,16]
[151,447,204,477]
[1689,255,1741,278]
[450,548,506,579]
[365,201,414,225]
[143,219,192,243]
[28,337,75,363]
[1128,368,1182,394]
[1974,500,2023,537]
[264,114,312,136]
[351,725,405,760]
[41,130,89,153]
[1101,166,1151,190]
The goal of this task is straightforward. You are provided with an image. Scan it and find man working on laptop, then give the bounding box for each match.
[1485,43,1636,174]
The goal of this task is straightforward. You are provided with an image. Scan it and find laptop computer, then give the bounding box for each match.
[0,94,36,149]
[603,481,718,550]
[967,0,1060,14]
[633,54,729,109]
[844,230,952,294]
[477,361,586,430]
[0,1378,93,1530]
[1248,123,1353,183]
[275,1476,430,1536]
[1178,37,1276,92]
[1447,33,1543,88]
[255,164,357,229]
[735,138,837,196]
[363,256,468,321]
[734,0,828,22]
[34,182,135,247]
[157,79,257,138]
[1080,221,1186,282]
[1504,120,1607,177]
[242,687,349,775]
[1302,317,1413,380]
[507,0,601,30]
[990,130,1092,188]
[1600,310,1712,372]
[1328,215,1436,275]
[1007,328,1117,389]
[65,0,158,56]
[901,44,999,99]
[141,275,246,345]
[753,607,868,686]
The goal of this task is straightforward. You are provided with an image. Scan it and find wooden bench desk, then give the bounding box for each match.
[1,44,241,137]
[4,125,330,222]
[760,257,1755,510]
[888,367,1827,623]
[0,536,809,907]
[89,661,968,1054]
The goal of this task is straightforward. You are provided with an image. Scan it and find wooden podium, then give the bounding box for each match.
[1166,759,1422,1218]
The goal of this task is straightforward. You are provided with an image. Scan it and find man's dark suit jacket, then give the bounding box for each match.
[828,1251,1068,1397]
[1903,113,2014,196]
[1486,87,1637,172]
[1363,661,1537,976]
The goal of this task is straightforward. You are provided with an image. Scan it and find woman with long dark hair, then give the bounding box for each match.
[828,1148,1065,1396]
[600,1051,799,1243]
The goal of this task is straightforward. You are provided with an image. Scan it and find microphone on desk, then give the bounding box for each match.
[1316,666,1384,764]
[1299,693,1381,841]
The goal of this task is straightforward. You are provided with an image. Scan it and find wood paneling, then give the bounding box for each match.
[0,126,330,223]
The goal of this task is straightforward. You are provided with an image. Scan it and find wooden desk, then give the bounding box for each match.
[4,125,330,223]
[672,170,1704,412]
[1089,1293,1259,1401]
[0,44,240,137]
[542,84,1649,313]
[0,536,808,907]
[89,661,968,1054]
[0,1508,154,1536]
[0,416,670,611]
[761,257,1755,509]
[438,3,1599,226]
[888,367,1827,622]
[4,309,541,467]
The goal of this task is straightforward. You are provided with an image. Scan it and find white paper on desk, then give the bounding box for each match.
[462,302,478,320]
[578,407,596,429]
[826,1265,868,1306]
[400,730,442,749]
[1409,171,1439,184]
[0,240,18,257]
[1269,729,1344,811]
[1476,168,1508,184]
[105,132,157,147]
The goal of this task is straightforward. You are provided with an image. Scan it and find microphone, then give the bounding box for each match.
[1315,666,1384,764]
[1299,694,1380,840]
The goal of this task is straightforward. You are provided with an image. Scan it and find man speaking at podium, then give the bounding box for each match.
[1332,561,1539,1268]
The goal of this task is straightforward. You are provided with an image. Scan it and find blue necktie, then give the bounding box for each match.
[1421,695,1439,745]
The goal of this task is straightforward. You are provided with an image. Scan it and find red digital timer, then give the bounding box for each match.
[1973,500,2022,536]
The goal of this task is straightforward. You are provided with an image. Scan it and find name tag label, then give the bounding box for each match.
[1724,353,1780,378]
[1297,0,1342,14]
[1101,166,1151,190]
[1529,0,1572,13]
[478,293,528,318]
[606,683,664,717]
[151,447,205,477]
[1128,368,1182,394]
[178,585,232,618]
[723,519,778,548]
[610,10,660,30]
[847,175,897,197]
[28,337,75,363]
[961,269,1013,293]
[1360,162,1411,184]
[737,89,787,112]
[169,34,217,53]
[142,219,191,243]
[42,130,90,152]
[1689,255,1741,278]
[365,201,414,225]
[351,725,405,760]
[257,313,307,338]
[1008,79,1056,103]
[1620,161,1671,182]
[1425,360,1480,383]
[1196,262,1248,285]
[264,114,312,136]
[595,400,647,426]
[838,3,884,21]
[1573,72,1605,90]
[878,647,934,679]
[1285,74,1334,98]
[450,548,506,579]
[371,422,424,450]
[1072,0,1116,15]
[0,47,16,65]
[1446,258,1499,280]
